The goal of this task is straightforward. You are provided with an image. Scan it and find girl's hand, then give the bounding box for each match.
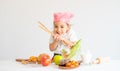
[53,34,64,42]
[52,34,59,41]
[57,35,64,42]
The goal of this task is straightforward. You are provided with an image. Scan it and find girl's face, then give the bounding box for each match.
[54,21,69,35]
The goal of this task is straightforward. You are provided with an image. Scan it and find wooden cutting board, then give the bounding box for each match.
[59,60,81,69]
[59,64,80,69]
[16,59,29,62]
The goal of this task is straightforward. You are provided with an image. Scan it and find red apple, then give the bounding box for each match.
[37,53,50,64]
[41,56,51,66]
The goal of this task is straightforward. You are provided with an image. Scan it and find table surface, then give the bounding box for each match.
[0,60,120,71]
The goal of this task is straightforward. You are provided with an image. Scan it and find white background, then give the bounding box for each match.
[0,0,120,60]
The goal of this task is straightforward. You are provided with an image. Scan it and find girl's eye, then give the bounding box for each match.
[54,25,58,28]
[61,26,64,28]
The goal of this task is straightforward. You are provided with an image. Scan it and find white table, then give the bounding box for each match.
[0,60,120,71]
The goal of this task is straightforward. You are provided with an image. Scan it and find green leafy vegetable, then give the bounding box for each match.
[67,39,81,59]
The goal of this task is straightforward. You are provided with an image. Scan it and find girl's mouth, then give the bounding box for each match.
[56,32,61,35]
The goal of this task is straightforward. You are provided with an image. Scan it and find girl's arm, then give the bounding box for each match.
[49,40,58,51]
[61,38,76,48]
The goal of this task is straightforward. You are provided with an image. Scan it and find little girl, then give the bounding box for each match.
[49,12,78,58]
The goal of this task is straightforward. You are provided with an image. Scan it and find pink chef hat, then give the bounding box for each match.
[54,12,74,24]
